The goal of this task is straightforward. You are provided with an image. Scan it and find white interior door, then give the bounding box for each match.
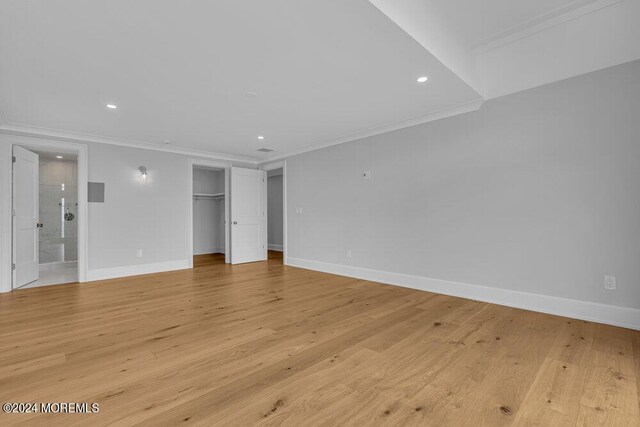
[231,167,266,264]
[13,146,39,288]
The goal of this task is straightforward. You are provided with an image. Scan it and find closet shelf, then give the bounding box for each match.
[193,192,225,199]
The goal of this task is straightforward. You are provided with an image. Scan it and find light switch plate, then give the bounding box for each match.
[604,275,616,290]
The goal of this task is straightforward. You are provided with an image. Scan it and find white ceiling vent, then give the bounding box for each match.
[256,148,275,153]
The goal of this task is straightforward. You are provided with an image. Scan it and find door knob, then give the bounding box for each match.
[233,221,238,225]
[36,223,43,228]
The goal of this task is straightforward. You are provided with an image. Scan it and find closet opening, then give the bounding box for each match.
[261,161,287,264]
[192,165,228,267]
[267,168,284,262]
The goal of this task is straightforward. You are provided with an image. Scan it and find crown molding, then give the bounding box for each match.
[0,122,259,165]
[260,98,484,164]
[471,0,624,54]
[1,97,484,167]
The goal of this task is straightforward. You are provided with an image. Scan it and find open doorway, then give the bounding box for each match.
[192,166,226,267]
[262,161,287,264]
[12,143,86,289]
[187,159,230,268]
[267,168,284,262]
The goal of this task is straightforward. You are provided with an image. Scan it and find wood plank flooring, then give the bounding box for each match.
[0,252,638,426]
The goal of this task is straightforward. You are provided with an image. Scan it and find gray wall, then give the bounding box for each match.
[87,143,190,270]
[85,144,249,271]
[268,173,283,247]
[285,59,640,310]
[193,168,225,194]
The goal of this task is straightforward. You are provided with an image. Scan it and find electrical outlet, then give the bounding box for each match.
[295,207,303,214]
[604,275,616,290]
[136,249,143,258]
[346,249,352,259]
[362,170,372,180]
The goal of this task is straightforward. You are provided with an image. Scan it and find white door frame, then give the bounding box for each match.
[260,160,287,264]
[0,134,88,292]
[187,158,231,266]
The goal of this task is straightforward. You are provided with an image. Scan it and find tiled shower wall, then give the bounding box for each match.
[39,157,78,263]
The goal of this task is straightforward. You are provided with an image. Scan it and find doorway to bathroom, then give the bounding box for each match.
[8,138,88,290]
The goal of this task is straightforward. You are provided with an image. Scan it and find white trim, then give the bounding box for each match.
[260,99,484,163]
[268,244,283,252]
[187,158,232,268]
[0,142,11,292]
[287,257,640,331]
[0,134,88,292]
[260,161,287,264]
[87,260,189,282]
[0,122,258,165]
[471,0,624,54]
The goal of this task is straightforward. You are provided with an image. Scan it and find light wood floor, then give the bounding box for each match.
[1,252,638,426]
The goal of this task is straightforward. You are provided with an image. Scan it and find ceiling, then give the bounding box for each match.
[431,0,593,48]
[1,0,638,162]
[0,0,479,161]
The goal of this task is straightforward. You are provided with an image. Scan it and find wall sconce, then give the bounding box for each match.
[139,166,148,179]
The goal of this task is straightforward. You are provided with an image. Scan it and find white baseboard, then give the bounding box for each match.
[268,244,283,252]
[86,260,189,282]
[286,257,640,331]
[194,247,225,255]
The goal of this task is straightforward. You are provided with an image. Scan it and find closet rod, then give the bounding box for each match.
[193,192,225,200]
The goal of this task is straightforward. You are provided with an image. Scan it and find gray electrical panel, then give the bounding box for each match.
[88,182,105,202]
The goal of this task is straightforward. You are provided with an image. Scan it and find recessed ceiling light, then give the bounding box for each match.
[246,92,258,99]
[56,155,63,159]
[106,104,117,109]
[416,76,429,83]
[257,136,265,140]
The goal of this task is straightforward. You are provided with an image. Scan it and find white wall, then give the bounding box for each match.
[193,168,225,255]
[267,173,283,249]
[284,59,640,326]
